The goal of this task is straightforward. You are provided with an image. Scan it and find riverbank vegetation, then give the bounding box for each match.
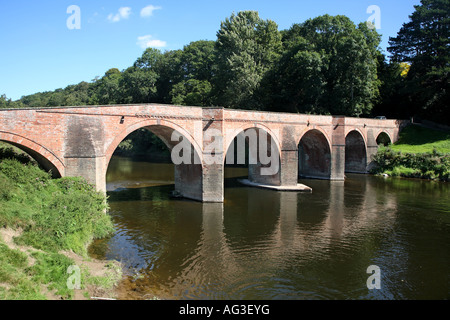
[388,125,450,154]
[0,145,121,300]
[371,125,450,181]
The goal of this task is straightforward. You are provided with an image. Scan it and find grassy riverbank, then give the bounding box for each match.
[371,125,450,181]
[389,125,450,154]
[0,146,121,300]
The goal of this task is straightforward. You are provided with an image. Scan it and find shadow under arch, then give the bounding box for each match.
[345,130,367,174]
[376,132,392,146]
[105,120,203,202]
[224,125,282,186]
[0,133,64,178]
[298,129,331,179]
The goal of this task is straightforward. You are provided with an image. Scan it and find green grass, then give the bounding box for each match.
[371,124,450,181]
[0,157,114,254]
[0,240,49,300]
[0,146,119,300]
[390,125,450,154]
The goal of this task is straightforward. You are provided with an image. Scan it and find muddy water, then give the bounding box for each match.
[89,157,450,300]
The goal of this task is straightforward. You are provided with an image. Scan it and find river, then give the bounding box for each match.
[89,156,449,300]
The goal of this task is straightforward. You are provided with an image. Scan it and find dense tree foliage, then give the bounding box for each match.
[265,15,381,116]
[0,94,23,108]
[2,4,447,124]
[384,0,449,124]
[213,11,282,109]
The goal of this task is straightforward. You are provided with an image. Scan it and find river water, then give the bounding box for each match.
[89,156,449,300]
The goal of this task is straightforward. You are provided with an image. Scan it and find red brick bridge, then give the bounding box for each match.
[0,104,408,202]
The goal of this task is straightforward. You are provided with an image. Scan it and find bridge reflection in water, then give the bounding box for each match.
[92,158,449,300]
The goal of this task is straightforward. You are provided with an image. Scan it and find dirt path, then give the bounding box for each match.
[0,227,123,300]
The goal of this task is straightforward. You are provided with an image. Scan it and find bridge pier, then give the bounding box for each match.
[63,115,108,193]
[200,108,225,203]
[201,162,224,202]
[280,150,299,186]
[330,116,346,181]
[365,129,380,173]
[174,163,203,201]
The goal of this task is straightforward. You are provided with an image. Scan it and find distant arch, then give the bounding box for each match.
[345,130,367,173]
[0,132,64,178]
[376,132,392,146]
[298,129,331,179]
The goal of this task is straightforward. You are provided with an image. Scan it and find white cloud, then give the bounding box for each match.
[140,5,162,18]
[137,35,167,49]
[108,7,132,22]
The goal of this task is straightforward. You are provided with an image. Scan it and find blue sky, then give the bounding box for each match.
[0,0,421,100]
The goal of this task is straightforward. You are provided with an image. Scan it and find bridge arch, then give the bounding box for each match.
[298,129,332,179]
[105,119,204,201]
[0,132,64,178]
[345,130,367,174]
[376,131,392,146]
[224,123,282,159]
[105,118,203,169]
[224,123,282,186]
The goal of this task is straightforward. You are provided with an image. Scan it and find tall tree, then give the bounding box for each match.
[180,40,216,82]
[92,69,123,105]
[0,94,14,109]
[270,15,381,116]
[62,81,94,106]
[134,48,185,103]
[167,41,216,106]
[214,11,282,109]
[170,79,212,106]
[373,55,411,119]
[120,66,159,104]
[154,49,184,103]
[388,0,450,124]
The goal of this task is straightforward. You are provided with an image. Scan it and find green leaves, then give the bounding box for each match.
[120,67,158,104]
[371,146,450,181]
[265,15,381,116]
[387,0,450,124]
[0,152,113,256]
[170,79,212,106]
[0,94,23,109]
[214,11,282,109]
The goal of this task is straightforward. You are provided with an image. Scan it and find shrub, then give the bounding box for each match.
[371,147,450,181]
[0,151,115,255]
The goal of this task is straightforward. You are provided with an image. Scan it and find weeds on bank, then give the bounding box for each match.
[371,147,450,181]
[0,146,118,299]
[0,155,114,255]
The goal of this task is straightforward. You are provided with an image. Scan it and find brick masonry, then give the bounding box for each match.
[0,104,409,202]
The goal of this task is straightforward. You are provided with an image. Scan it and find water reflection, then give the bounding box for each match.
[93,157,450,300]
